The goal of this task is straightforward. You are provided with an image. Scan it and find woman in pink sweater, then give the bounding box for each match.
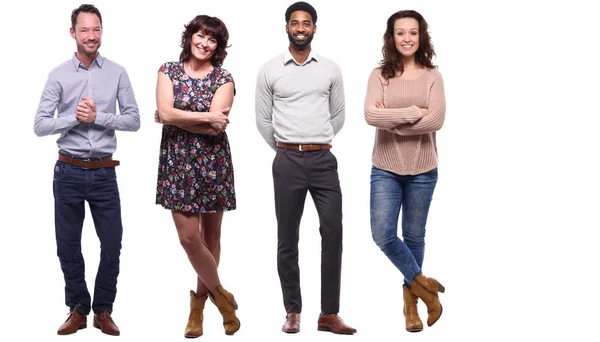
[364,10,446,333]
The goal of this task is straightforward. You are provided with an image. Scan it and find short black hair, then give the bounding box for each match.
[71,4,102,29]
[285,1,317,24]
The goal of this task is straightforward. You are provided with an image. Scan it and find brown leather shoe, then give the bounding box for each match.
[403,284,423,332]
[317,314,357,335]
[282,313,300,333]
[57,309,87,335]
[93,311,120,336]
[185,290,208,338]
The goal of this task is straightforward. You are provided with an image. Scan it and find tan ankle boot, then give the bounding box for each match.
[185,290,207,338]
[208,285,240,335]
[410,274,445,327]
[402,284,423,332]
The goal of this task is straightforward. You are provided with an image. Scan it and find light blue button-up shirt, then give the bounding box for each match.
[34,53,140,158]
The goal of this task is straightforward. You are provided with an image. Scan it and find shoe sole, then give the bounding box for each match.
[317,326,356,335]
[93,321,120,336]
[57,324,87,335]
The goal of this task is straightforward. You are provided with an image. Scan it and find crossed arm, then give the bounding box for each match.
[154,71,232,134]
[364,70,445,135]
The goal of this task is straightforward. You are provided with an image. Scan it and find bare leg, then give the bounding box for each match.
[172,210,220,292]
[196,212,224,296]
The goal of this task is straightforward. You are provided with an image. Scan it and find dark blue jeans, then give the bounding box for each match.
[53,159,123,315]
[370,166,437,286]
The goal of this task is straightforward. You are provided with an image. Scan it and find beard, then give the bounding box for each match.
[287,31,314,50]
[77,40,101,56]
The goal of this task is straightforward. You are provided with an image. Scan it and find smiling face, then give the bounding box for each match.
[394,17,419,60]
[70,12,102,57]
[190,30,218,62]
[286,10,316,50]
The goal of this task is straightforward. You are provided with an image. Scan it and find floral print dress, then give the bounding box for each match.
[155,61,236,213]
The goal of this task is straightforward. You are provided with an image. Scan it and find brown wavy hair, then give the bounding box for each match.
[179,15,230,67]
[379,10,436,80]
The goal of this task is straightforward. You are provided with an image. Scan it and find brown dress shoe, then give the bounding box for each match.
[282,313,300,333]
[317,314,357,335]
[57,309,87,335]
[185,290,208,338]
[403,284,423,332]
[93,311,120,336]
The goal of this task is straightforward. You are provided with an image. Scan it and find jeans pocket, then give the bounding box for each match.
[53,162,68,181]
[101,167,117,181]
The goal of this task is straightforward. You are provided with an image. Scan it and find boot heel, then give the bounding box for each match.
[234,300,238,310]
[437,282,445,293]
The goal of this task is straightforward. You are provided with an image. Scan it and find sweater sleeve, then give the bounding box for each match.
[388,70,446,136]
[364,68,422,129]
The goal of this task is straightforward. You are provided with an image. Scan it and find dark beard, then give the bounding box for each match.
[287,31,313,50]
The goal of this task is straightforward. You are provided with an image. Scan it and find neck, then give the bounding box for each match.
[187,57,213,72]
[76,51,98,69]
[402,56,417,69]
[289,44,311,64]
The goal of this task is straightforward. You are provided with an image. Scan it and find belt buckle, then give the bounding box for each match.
[80,158,92,169]
[298,144,303,151]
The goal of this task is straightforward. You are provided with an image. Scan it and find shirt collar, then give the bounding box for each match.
[71,52,105,71]
[283,48,318,66]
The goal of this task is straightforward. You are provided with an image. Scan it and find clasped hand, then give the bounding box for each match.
[76,97,97,123]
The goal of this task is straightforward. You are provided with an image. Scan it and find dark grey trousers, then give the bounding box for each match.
[272,147,343,314]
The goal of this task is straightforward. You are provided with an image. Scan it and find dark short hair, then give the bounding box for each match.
[285,1,317,24]
[71,4,102,29]
[179,15,230,67]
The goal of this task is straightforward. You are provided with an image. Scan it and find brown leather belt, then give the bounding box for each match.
[58,154,120,169]
[277,142,332,151]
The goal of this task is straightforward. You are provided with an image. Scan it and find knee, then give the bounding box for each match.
[403,224,426,245]
[202,231,221,250]
[370,218,394,248]
[403,231,425,246]
[179,233,202,254]
[371,230,393,249]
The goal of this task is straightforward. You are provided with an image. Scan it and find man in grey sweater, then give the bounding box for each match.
[255,1,356,335]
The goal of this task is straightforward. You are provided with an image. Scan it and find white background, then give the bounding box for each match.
[1,0,599,341]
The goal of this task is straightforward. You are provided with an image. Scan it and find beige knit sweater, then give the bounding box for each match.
[364,67,446,176]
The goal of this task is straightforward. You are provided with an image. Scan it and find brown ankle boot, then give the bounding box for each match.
[208,285,240,335]
[185,290,208,338]
[410,274,445,327]
[402,284,423,332]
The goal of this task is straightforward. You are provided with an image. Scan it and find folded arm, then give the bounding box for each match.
[155,72,227,127]
[388,72,446,136]
[364,69,422,129]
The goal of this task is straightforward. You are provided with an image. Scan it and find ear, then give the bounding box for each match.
[285,24,289,33]
[313,24,317,34]
[70,27,75,39]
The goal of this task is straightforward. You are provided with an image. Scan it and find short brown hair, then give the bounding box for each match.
[71,4,102,29]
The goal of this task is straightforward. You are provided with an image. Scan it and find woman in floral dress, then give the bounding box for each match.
[154,14,240,337]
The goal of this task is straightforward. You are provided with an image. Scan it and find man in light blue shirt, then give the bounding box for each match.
[33,4,139,337]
